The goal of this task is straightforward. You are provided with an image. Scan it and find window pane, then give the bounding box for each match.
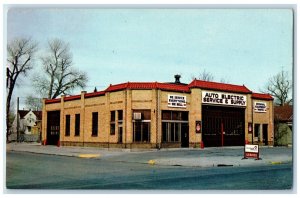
[65,115,70,136]
[172,111,179,120]
[171,123,175,141]
[111,111,115,122]
[142,110,151,120]
[75,114,80,136]
[162,111,171,120]
[110,123,115,135]
[134,122,142,142]
[175,123,179,142]
[181,111,189,121]
[92,112,98,136]
[133,110,151,120]
[118,110,123,121]
[162,122,167,142]
[142,122,150,142]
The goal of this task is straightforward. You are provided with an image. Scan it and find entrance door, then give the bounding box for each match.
[47,111,60,145]
[181,123,189,147]
[202,105,245,147]
[263,124,268,145]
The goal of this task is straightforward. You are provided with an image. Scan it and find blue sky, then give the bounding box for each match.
[6,8,293,105]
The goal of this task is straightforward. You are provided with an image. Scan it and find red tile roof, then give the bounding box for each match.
[105,82,190,93]
[252,93,273,100]
[45,80,275,104]
[274,105,293,122]
[188,79,252,94]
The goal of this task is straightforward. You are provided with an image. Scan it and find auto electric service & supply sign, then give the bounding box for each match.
[202,91,247,107]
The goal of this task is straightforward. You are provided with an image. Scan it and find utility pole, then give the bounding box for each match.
[16,97,19,143]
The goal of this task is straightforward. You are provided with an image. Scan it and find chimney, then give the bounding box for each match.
[174,74,181,83]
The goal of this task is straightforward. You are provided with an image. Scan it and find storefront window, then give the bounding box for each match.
[133,110,151,142]
[162,111,188,143]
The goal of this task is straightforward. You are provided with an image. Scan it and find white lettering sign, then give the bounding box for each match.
[202,91,247,107]
[254,102,267,113]
[168,95,186,108]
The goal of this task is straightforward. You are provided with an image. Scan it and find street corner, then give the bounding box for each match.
[78,154,101,159]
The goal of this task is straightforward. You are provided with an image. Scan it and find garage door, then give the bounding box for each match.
[202,105,245,147]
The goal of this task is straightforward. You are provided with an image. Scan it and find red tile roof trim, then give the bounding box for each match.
[64,95,81,101]
[105,82,190,93]
[85,91,106,98]
[45,98,61,104]
[188,80,252,94]
[44,81,274,103]
[252,93,273,100]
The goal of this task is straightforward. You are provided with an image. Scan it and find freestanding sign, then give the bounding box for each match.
[243,144,261,160]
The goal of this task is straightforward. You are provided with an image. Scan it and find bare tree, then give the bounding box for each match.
[262,70,292,106]
[33,38,88,99]
[25,95,42,111]
[191,69,214,81]
[6,38,38,142]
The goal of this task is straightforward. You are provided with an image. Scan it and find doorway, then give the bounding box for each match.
[181,123,189,147]
[263,124,268,145]
[47,111,60,145]
[202,105,245,147]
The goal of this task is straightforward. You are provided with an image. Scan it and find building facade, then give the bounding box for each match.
[42,77,274,148]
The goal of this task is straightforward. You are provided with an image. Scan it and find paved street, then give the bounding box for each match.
[5,144,294,191]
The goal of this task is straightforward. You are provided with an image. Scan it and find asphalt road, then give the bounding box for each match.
[6,151,293,190]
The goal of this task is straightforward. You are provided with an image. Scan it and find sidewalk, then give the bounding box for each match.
[6,142,293,168]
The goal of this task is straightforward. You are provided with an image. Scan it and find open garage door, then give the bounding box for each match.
[202,105,245,147]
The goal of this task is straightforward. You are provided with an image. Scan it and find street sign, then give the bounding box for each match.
[243,144,261,160]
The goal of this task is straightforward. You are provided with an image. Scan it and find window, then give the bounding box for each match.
[162,111,188,121]
[162,122,181,142]
[65,115,70,136]
[118,110,123,121]
[118,110,123,143]
[92,112,98,136]
[162,111,188,143]
[75,114,80,136]
[110,111,115,135]
[133,110,151,142]
[133,122,150,142]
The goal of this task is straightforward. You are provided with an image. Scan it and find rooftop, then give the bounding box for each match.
[45,79,273,103]
[274,105,293,122]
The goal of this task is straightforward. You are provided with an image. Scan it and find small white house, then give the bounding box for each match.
[12,110,42,135]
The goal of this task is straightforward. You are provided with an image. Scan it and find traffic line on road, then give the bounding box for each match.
[148,159,156,165]
[270,161,282,165]
[78,154,101,158]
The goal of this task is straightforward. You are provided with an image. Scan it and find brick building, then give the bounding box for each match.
[42,76,274,148]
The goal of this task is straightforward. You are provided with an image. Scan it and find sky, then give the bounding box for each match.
[6,7,294,108]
